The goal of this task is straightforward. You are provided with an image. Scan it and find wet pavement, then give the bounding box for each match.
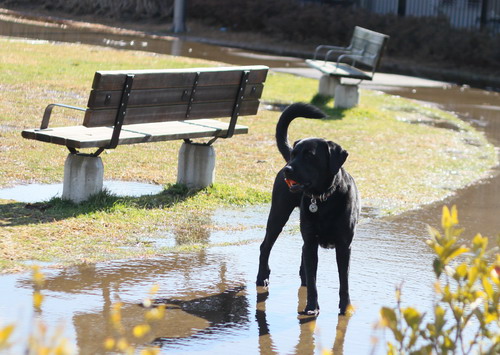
[0,13,499,354]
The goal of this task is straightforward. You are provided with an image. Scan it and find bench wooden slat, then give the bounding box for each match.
[92,66,269,91]
[83,100,260,127]
[350,27,388,68]
[22,119,248,149]
[87,84,264,109]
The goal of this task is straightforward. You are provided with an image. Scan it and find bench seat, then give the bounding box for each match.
[22,119,247,149]
[305,59,371,81]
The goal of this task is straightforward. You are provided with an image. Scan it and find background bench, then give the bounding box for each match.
[22,65,269,203]
[305,26,389,108]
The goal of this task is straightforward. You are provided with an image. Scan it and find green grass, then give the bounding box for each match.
[0,37,497,272]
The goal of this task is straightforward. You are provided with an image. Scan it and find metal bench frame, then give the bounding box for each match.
[306,26,389,82]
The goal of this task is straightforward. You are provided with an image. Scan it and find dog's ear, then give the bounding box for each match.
[327,141,348,174]
[292,139,302,148]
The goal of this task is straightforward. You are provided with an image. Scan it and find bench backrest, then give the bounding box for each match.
[83,65,269,127]
[349,26,389,70]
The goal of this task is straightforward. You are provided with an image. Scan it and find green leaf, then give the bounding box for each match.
[434,305,447,332]
[433,258,444,277]
[455,263,468,280]
[482,276,494,299]
[403,307,422,330]
[446,246,469,263]
[380,307,398,331]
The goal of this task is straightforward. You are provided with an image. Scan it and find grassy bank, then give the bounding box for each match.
[0,37,497,272]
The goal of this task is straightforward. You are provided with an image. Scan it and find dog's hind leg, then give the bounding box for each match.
[256,171,299,287]
[336,243,351,315]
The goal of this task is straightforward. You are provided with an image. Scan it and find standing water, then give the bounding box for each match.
[0,13,498,354]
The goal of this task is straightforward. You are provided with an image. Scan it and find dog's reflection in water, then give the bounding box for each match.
[256,286,352,355]
[151,286,249,348]
[151,285,351,353]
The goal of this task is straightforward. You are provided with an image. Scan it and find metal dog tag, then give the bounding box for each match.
[309,198,318,213]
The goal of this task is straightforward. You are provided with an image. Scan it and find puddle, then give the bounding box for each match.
[0,17,306,69]
[0,206,437,354]
[0,180,164,203]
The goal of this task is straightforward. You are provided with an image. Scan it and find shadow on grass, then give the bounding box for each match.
[0,183,197,227]
[309,94,349,119]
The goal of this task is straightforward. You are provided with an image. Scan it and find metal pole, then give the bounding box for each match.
[397,0,406,17]
[480,0,489,31]
[172,0,187,33]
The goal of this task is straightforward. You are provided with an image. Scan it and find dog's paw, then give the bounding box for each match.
[299,308,320,317]
[338,303,355,316]
[256,278,269,287]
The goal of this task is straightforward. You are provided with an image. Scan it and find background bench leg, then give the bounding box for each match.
[334,84,360,109]
[177,142,216,189]
[62,154,104,203]
[319,75,340,97]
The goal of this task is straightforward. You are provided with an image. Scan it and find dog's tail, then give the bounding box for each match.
[276,103,326,162]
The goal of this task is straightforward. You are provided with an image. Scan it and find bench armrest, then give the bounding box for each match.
[336,52,377,69]
[313,44,351,60]
[324,48,356,62]
[41,103,86,129]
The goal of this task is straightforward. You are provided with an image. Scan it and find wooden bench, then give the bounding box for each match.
[22,65,269,203]
[305,26,389,108]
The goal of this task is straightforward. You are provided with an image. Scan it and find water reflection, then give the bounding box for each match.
[0,16,304,68]
[2,207,438,354]
[173,212,211,246]
[384,85,500,238]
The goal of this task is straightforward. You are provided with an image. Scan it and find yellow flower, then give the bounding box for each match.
[33,291,44,310]
[133,324,151,338]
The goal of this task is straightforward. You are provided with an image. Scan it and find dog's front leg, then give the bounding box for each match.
[301,239,320,315]
[336,244,351,315]
[257,172,298,286]
[299,258,306,286]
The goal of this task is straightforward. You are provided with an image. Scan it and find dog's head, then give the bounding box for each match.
[283,138,348,194]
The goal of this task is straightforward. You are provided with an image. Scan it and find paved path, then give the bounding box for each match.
[273,67,450,89]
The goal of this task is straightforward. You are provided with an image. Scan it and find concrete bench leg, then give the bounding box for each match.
[334,84,359,109]
[177,142,216,188]
[62,153,104,203]
[319,75,340,97]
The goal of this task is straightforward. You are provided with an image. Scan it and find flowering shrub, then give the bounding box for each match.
[378,206,499,354]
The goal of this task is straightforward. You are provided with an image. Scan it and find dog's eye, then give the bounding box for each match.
[304,150,315,157]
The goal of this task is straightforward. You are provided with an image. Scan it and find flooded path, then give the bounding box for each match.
[1,207,434,354]
[0,13,498,354]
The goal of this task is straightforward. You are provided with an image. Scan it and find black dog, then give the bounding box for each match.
[256,103,360,316]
